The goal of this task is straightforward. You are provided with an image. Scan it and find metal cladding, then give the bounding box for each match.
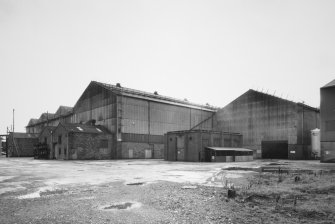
[26,106,73,134]
[320,80,335,162]
[214,89,320,160]
[26,81,217,159]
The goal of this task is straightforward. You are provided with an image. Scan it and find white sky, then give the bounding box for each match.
[0,0,334,133]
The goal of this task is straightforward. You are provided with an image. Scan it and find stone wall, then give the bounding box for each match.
[68,133,112,160]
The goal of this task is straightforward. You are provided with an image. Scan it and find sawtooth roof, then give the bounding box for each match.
[55,106,73,116]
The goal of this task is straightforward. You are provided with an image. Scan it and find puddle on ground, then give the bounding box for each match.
[126,182,144,186]
[17,187,67,199]
[223,167,260,172]
[100,202,141,211]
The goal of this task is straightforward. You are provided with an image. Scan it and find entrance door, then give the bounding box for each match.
[201,139,209,162]
[145,149,152,159]
[128,149,133,159]
[261,141,288,159]
[176,136,185,161]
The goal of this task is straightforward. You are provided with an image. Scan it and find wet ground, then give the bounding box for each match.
[1,157,335,223]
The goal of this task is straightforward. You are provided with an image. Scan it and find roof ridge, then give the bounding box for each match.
[93,81,218,110]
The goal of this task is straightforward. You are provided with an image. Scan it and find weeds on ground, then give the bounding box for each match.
[220,169,335,223]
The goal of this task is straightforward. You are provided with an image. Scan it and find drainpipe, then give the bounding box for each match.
[301,102,306,159]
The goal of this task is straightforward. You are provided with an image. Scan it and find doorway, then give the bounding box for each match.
[261,141,288,159]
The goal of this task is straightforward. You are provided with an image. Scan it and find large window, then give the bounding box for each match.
[58,135,62,144]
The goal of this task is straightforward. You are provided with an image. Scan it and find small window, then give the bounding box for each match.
[189,136,192,141]
[58,135,62,144]
[59,148,61,155]
[44,137,47,143]
[170,138,173,141]
[64,148,67,155]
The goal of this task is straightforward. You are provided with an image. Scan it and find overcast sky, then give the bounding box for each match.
[0,0,334,133]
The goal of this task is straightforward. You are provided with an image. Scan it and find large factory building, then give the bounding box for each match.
[320,80,335,162]
[26,81,216,159]
[215,89,320,159]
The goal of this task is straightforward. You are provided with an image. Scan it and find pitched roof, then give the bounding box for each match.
[41,126,56,133]
[222,89,319,112]
[39,113,56,121]
[9,132,39,139]
[321,79,335,89]
[59,123,110,134]
[55,106,73,116]
[27,118,39,126]
[89,81,217,112]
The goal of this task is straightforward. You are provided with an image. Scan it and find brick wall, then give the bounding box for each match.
[68,133,112,160]
[8,137,38,157]
[120,142,164,159]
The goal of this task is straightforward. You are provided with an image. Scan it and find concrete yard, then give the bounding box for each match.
[1,157,335,223]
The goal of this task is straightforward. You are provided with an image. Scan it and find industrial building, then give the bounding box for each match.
[26,106,73,134]
[164,130,249,162]
[214,89,320,159]
[320,79,335,162]
[38,126,56,159]
[6,132,38,157]
[26,81,216,159]
[51,123,112,160]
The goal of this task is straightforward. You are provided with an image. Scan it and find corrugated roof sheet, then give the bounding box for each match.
[322,79,335,88]
[10,132,39,139]
[205,147,253,152]
[27,118,39,126]
[55,106,73,116]
[93,81,217,111]
[41,126,56,133]
[60,123,110,134]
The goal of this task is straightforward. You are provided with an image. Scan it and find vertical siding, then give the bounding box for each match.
[72,84,117,133]
[121,97,149,134]
[216,90,299,148]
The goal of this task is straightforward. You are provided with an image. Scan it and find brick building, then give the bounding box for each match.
[27,81,216,159]
[165,130,244,162]
[51,123,113,160]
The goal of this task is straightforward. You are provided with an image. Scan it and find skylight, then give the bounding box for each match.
[96,128,102,132]
[77,127,84,131]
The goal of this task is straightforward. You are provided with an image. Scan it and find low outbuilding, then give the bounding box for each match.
[164,130,249,162]
[204,147,253,162]
[7,132,38,157]
[52,123,114,160]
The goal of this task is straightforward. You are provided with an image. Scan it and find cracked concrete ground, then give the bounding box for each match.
[1,157,334,223]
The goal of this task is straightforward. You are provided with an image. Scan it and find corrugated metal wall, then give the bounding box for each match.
[215,90,320,159]
[121,96,214,136]
[72,84,117,133]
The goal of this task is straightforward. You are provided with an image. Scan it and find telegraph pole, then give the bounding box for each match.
[13,109,15,133]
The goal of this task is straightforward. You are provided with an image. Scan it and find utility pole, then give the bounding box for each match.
[13,109,15,133]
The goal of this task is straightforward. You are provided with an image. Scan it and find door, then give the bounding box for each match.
[201,139,210,162]
[128,149,133,159]
[261,141,288,159]
[145,149,152,159]
[176,136,185,161]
